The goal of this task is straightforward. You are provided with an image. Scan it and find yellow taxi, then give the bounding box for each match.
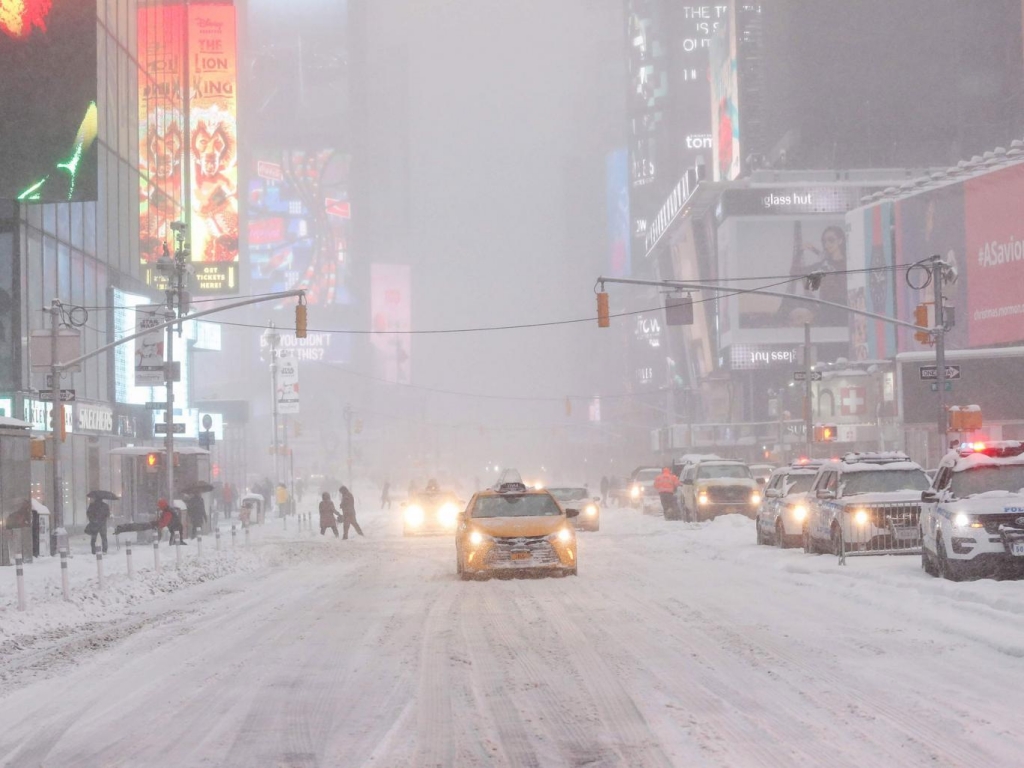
[456,470,580,579]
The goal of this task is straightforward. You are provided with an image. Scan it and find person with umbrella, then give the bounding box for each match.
[86,490,116,554]
[185,492,207,538]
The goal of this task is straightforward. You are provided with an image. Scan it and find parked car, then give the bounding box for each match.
[755,461,821,547]
[804,452,930,556]
[679,459,760,521]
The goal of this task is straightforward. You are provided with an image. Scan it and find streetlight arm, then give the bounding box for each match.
[597,276,924,333]
[53,289,306,373]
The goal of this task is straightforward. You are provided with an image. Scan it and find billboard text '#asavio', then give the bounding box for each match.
[138,3,239,296]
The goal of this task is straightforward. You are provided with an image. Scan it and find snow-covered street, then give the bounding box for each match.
[1,502,1024,768]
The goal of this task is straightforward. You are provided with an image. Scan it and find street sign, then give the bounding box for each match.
[154,423,186,434]
[145,401,169,410]
[39,389,76,403]
[930,382,954,392]
[919,364,961,381]
[793,371,823,382]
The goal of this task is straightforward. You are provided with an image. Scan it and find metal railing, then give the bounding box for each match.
[838,502,922,564]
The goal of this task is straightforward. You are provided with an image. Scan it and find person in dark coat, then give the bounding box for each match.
[380,481,391,510]
[186,492,207,539]
[600,476,609,504]
[318,492,340,537]
[86,497,111,554]
[338,485,364,539]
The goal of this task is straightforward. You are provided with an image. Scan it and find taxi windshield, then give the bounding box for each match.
[697,464,752,480]
[548,488,588,501]
[950,465,1024,497]
[843,469,930,496]
[471,494,563,518]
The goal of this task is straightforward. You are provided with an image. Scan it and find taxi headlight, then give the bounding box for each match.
[438,502,459,527]
[698,490,710,506]
[853,508,869,526]
[750,491,762,505]
[792,504,808,522]
[555,527,573,543]
[630,485,641,499]
[584,504,598,517]
[404,505,425,527]
[468,530,489,546]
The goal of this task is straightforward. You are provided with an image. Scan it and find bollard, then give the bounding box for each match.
[96,552,105,591]
[283,515,288,531]
[231,525,237,548]
[175,540,182,569]
[126,542,134,580]
[197,533,203,560]
[215,528,221,551]
[60,549,70,601]
[15,555,26,611]
[153,540,161,574]
[245,526,250,548]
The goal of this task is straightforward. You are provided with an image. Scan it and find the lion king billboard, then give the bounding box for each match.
[139,2,238,296]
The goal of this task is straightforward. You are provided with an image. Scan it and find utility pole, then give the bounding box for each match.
[931,255,949,456]
[344,404,353,488]
[264,325,282,492]
[48,299,65,555]
[803,322,813,459]
[159,226,189,511]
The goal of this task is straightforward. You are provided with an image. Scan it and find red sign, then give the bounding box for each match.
[840,386,867,417]
[965,164,1024,347]
[325,198,351,219]
[248,217,286,245]
[257,160,283,182]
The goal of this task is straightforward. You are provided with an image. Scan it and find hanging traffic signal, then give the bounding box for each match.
[913,303,933,345]
[596,292,610,328]
[295,302,308,338]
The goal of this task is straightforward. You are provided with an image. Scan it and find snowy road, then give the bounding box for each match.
[2,504,1024,767]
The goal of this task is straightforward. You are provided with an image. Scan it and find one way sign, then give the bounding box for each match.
[919,364,962,381]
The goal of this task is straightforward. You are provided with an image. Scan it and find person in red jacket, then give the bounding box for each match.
[653,468,680,518]
[154,499,186,545]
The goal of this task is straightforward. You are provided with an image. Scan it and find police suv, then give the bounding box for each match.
[921,441,1024,581]
[755,460,820,548]
[804,452,931,556]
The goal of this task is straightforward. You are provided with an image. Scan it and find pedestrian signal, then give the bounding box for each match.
[813,425,838,443]
[596,292,610,328]
[295,302,308,339]
[145,453,160,471]
[913,304,932,345]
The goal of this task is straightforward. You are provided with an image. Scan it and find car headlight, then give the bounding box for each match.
[468,530,489,546]
[697,490,709,505]
[953,513,984,529]
[853,508,869,526]
[630,485,641,499]
[555,527,573,543]
[584,504,597,517]
[750,491,762,505]
[791,504,808,522]
[438,502,459,527]
[404,505,425,527]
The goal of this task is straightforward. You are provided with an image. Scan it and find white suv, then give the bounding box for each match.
[804,452,931,556]
[755,461,820,548]
[921,441,1024,581]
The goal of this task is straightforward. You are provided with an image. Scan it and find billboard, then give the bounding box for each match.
[0,0,98,202]
[964,163,1024,348]
[724,216,849,330]
[605,149,631,278]
[709,4,739,182]
[670,4,727,170]
[370,265,411,384]
[248,149,352,304]
[138,3,239,295]
[847,202,898,362]
[276,349,300,415]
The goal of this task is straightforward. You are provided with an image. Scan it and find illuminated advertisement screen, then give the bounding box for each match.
[847,202,898,362]
[605,148,631,278]
[248,149,352,305]
[709,4,739,182]
[138,3,238,296]
[0,0,98,202]
[370,264,411,384]
[670,5,726,170]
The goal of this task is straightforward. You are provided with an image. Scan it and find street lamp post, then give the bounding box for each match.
[263,325,282,492]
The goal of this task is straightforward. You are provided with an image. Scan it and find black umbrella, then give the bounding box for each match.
[87,490,119,501]
[185,482,215,494]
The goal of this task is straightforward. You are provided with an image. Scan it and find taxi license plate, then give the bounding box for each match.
[510,552,531,561]
[1011,542,1024,557]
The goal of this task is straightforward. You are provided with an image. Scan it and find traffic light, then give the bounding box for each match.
[295,302,308,338]
[913,303,932,345]
[145,452,161,472]
[813,424,838,442]
[596,292,610,328]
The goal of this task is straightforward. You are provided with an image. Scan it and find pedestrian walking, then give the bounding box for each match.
[600,476,610,505]
[85,496,111,554]
[339,485,364,539]
[275,483,290,516]
[380,480,392,510]
[653,467,681,519]
[186,492,207,538]
[295,477,305,504]
[319,492,340,537]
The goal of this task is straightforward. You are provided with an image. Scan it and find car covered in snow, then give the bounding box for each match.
[401,483,463,536]
[921,441,1024,580]
[803,452,931,556]
[755,460,821,548]
[679,459,761,521]
[628,467,665,515]
[548,487,600,531]
[456,470,579,579]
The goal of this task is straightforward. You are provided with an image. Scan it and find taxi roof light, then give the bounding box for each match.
[494,468,528,493]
